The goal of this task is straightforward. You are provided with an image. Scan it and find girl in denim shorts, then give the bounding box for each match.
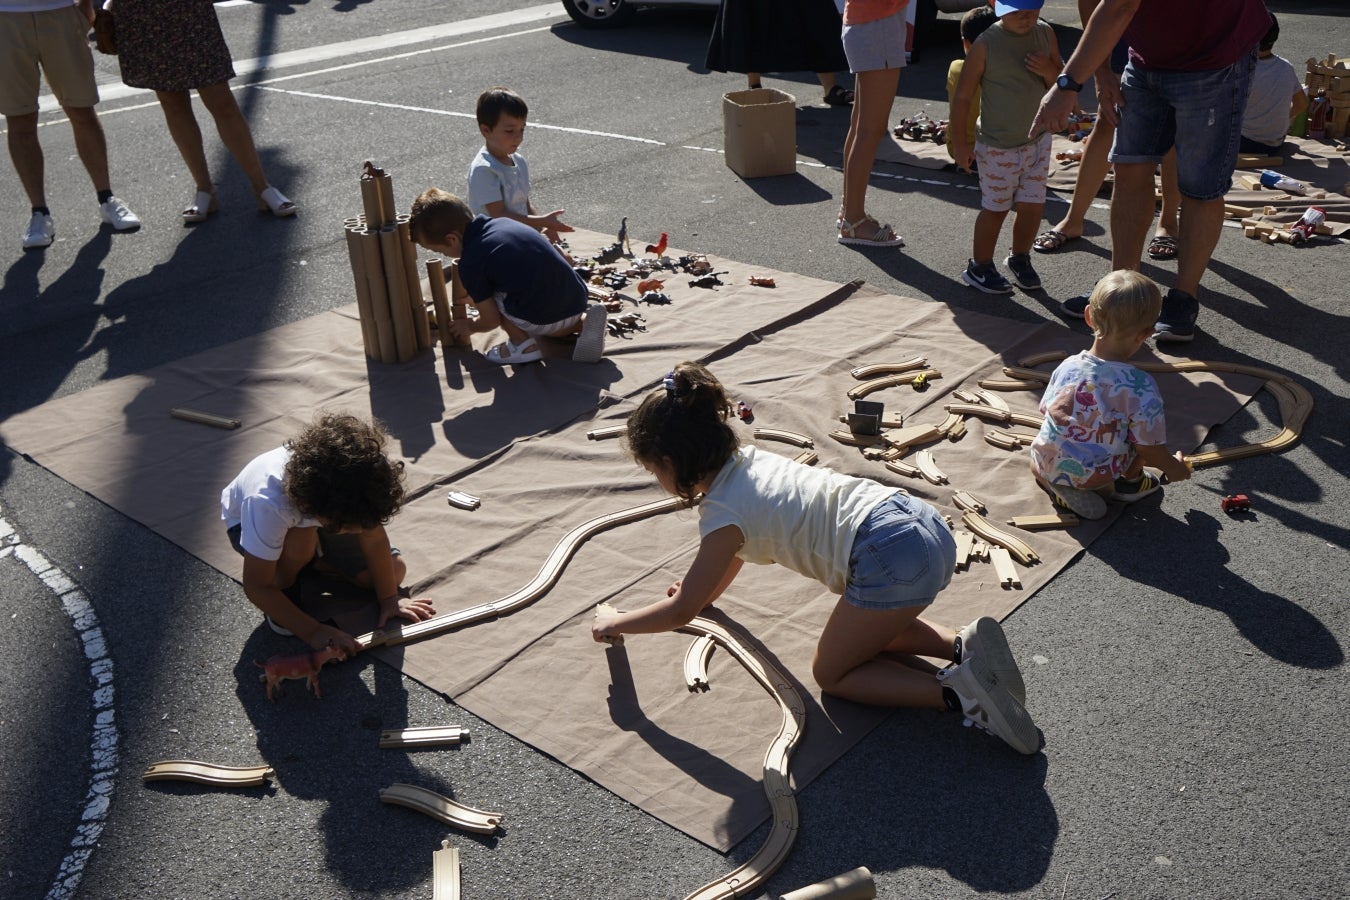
[592,361,1040,754]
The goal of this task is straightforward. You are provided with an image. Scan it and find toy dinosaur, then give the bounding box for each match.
[256,643,346,701]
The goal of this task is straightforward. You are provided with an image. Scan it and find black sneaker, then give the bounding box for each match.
[961,259,1014,294]
[1005,252,1042,290]
[1058,291,1091,321]
[1113,471,1163,502]
[1154,288,1199,343]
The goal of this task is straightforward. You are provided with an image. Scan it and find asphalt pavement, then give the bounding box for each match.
[2,2,1347,898]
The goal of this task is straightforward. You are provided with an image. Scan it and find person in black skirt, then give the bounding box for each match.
[98,0,295,223]
[706,0,854,105]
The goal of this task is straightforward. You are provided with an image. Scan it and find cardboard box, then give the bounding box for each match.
[723,88,797,178]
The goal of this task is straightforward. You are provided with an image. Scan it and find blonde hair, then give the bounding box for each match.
[1088,270,1162,338]
[408,188,472,246]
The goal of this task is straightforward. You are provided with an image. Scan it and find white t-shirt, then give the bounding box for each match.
[0,1,77,12]
[1243,55,1304,147]
[465,147,530,218]
[698,445,896,595]
[220,447,319,561]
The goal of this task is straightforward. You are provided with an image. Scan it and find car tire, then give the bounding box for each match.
[562,0,638,28]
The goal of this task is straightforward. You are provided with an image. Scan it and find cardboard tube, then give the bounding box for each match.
[448,260,470,338]
[425,259,455,347]
[379,224,418,362]
[779,867,875,900]
[344,225,378,359]
[396,217,432,350]
[376,172,396,229]
[360,177,386,227]
[357,228,398,363]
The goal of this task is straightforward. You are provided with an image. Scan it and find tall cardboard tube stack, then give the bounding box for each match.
[344,161,432,363]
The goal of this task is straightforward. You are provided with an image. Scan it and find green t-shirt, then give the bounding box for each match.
[975,20,1053,150]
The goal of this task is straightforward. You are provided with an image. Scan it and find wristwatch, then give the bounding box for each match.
[1056,74,1084,93]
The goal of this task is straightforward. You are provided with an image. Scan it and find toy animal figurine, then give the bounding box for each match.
[644,232,668,257]
[688,272,727,289]
[637,278,665,294]
[256,643,346,701]
[617,216,631,255]
[601,273,629,289]
[678,253,712,275]
[592,242,624,264]
[736,401,753,421]
[748,276,775,287]
[639,290,672,305]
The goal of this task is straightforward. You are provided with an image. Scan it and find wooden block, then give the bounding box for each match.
[1237,173,1262,190]
[1224,204,1254,219]
[170,407,241,430]
[1007,513,1080,531]
[990,547,1021,588]
[1235,154,1282,169]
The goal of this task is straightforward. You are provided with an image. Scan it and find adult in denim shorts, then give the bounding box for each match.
[1028,0,1271,343]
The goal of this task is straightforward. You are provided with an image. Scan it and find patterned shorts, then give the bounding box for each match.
[974,134,1053,212]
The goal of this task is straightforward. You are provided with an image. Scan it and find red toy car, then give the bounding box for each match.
[1221,494,1251,514]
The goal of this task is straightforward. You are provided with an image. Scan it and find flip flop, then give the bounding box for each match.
[824,85,854,106]
[485,338,542,365]
[1032,230,1078,253]
[1147,235,1178,260]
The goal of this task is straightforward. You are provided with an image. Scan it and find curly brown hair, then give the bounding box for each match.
[284,413,405,529]
[625,362,739,500]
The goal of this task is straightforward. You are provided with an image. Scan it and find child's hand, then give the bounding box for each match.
[307,623,358,658]
[378,595,437,628]
[539,209,574,234]
[1025,51,1059,86]
[1164,451,1193,483]
[592,614,623,644]
[448,318,475,342]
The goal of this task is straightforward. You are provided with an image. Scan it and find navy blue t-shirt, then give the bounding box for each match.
[457,216,588,326]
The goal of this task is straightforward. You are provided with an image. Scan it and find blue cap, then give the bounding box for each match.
[995,0,1044,15]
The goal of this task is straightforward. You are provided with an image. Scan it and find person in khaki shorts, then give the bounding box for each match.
[0,0,140,250]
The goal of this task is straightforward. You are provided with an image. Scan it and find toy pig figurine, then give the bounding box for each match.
[256,643,346,700]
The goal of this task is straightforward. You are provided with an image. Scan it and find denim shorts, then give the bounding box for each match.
[841,10,907,74]
[1110,50,1257,201]
[842,492,955,610]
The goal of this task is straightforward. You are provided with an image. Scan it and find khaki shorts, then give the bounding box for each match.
[0,6,99,118]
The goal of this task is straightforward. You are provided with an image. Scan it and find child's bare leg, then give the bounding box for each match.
[972,208,1008,265]
[275,526,319,589]
[813,600,945,708]
[1010,202,1045,256]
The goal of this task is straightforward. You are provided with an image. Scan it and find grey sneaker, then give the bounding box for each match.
[939,654,1040,754]
[961,259,1014,294]
[572,303,607,363]
[22,212,54,249]
[99,196,141,232]
[1004,252,1042,290]
[957,616,1026,705]
[1154,288,1198,343]
[1046,482,1107,520]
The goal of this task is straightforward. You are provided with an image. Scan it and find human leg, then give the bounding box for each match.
[1010,201,1044,257]
[840,65,901,234]
[196,82,295,215]
[812,601,946,708]
[747,72,762,89]
[1041,115,1115,247]
[5,112,46,207]
[971,207,1006,264]
[62,104,111,195]
[1107,162,1156,271]
[156,90,212,192]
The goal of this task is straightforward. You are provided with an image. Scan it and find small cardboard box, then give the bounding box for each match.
[723,88,797,178]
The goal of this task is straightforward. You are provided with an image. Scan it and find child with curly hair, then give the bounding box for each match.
[592,362,1040,754]
[220,413,435,656]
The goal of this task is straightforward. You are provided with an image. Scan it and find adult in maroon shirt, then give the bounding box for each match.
[1030,0,1271,342]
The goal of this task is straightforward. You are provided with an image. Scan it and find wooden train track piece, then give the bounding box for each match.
[169,407,241,430]
[355,496,693,650]
[446,491,481,511]
[990,547,1021,588]
[961,512,1039,565]
[827,429,886,449]
[977,378,1042,392]
[586,424,627,440]
[944,402,1011,424]
[972,388,1010,413]
[987,429,1035,449]
[752,428,814,448]
[1017,350,1070,368]
[142,760,274,787]
[846,368,942,401]
[433,840,461,900]
[879,445,906,461]
[1008,513,1080,531]
[792,449,819,466]
[885,459,921,479]
[379,725,469,749]
[952,388,982,404]
[914,450,949,485]
[1008,411,1043,429]
[935,411,963,438]
[675,616,805,900]
[951,491,987,514]
[952,530,976,571]
[379,783,503,835]
[837,414,906,430]
[849,357,927,380]
[780,866,876,900]
[683,635,716,692]
[1000,366,1052,384]
[881,423,941,451]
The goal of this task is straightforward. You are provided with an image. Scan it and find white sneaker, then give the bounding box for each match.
[99,196,141,232]
[572,303,607,363]
[957,616,1026,705]
[22,212,55,249]
[939,654,1040,754]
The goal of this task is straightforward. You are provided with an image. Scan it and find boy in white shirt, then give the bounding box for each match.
[1239,15,1308,155]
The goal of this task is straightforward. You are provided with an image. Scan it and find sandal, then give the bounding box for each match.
[824,85,854,106]
[181,190,218,225]
[1032,230,1078,253]
[838,216,904,248]
[256,185,297,218]
[485,337,542,365]
[1147,234,1178,261]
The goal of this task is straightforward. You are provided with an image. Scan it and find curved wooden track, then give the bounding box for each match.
[379,783,502,834]
[753,428,815,448]
[1014,353,1314,468]
[683,634,716,692]
[142,760,274,787]
[961,512,1039,565]
[846,369,942,401]
[356,496,693,649]
[675,616,806,900]
[849,357,928,380]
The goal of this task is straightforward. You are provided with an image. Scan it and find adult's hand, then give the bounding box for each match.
[1094,69,1124,128]
[1029,87,1077,140]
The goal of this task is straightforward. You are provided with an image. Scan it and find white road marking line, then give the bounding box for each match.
[0,511,117,900]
